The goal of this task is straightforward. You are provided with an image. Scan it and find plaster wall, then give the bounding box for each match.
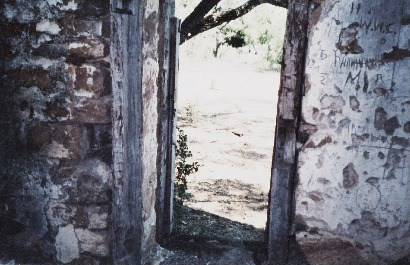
[295,0,410,263]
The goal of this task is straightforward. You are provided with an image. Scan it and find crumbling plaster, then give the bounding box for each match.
[295,0,410,263]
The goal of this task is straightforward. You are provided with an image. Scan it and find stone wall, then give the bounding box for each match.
[0,0,113,264]
[294,0,410,264]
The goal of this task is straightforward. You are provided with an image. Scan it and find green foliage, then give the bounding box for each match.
[257,29,283,71]
[177,0,287,71]
[174,128,200,210]
[222,28,249,48]
[257,29,273,45]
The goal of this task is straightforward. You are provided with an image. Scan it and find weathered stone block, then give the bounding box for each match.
[12,85,71,122]
[43,101,71,121]
[72,98,111,124]
[46,201,109,229]
[7,68,53,90]
[66,256,104,265]
[46,201,77,227]
[27,124,90,159]
[87,206,109,229]
[68,64,110,98]
[75,229,109,257]
[53,159,112,203]
[73,0,110,16]
[61,16,103,37]
[32,44,68,59]
[90,124,112,164]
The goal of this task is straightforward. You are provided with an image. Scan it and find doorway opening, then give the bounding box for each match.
[170,0,287,253]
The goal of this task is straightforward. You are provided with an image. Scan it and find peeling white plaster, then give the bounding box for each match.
[46,0,78,10]
[32,34,53,49]
[55,225,80,264]
[74,90,94,98]
[69,42,91,49]
[41,141,70,159]
[49,184,63,199]
[36,20,61,35]
[32,58,57,69]
[86,77,93,86]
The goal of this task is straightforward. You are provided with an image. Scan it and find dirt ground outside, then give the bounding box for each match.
[175,58,279,242]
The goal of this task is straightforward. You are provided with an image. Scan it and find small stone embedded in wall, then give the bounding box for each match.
[374,87,387,97]
[336,22,364,54]
[384,116,400,135]
[374,107,387,130]
[27,124,90,159]
[53,159,113,203]
[61,16,104,38]
[8,68,53,90]
[343,163,359,189]
[73,98,112,124]
[320,94,346,111]
[74,229,109,257]
[404,121,410,133]
[308,191,324,202]
[349,96,360,112]
[68,64,110,98]
[391,136,409,148]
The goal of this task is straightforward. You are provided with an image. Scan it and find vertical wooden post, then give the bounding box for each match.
[164,17,181,237]
[110,0,144,264]
[267,0,310,264]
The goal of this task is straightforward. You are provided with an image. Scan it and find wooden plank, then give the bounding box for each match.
[156,0,173,243]
[155,0,179,242]
[267,0,310,264]
[163,17,181,237]
[110,0,145,264]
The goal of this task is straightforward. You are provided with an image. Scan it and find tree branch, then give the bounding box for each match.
[180,0,288,44]
[180,0,222,37]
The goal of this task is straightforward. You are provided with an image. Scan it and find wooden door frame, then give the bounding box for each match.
[110,0,145,264]
[267,0,310,264]
[155,0,312,263]
[109,0,312,263]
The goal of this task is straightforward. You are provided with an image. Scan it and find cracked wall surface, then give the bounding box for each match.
[295,0,410,264]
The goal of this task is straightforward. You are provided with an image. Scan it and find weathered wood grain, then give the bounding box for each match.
[267,0,310,264]
[110,1,145,264]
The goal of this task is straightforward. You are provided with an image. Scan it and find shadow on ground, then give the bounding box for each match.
[161,205,267,265]
[175,203,265,242]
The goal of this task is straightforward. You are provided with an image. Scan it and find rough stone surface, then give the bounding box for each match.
[75,229,109,257]
[0,0,113,264]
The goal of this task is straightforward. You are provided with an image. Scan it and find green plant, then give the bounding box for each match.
[174,128,200,211]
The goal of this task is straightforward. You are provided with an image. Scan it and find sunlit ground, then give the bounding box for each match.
[177,57,279,234]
